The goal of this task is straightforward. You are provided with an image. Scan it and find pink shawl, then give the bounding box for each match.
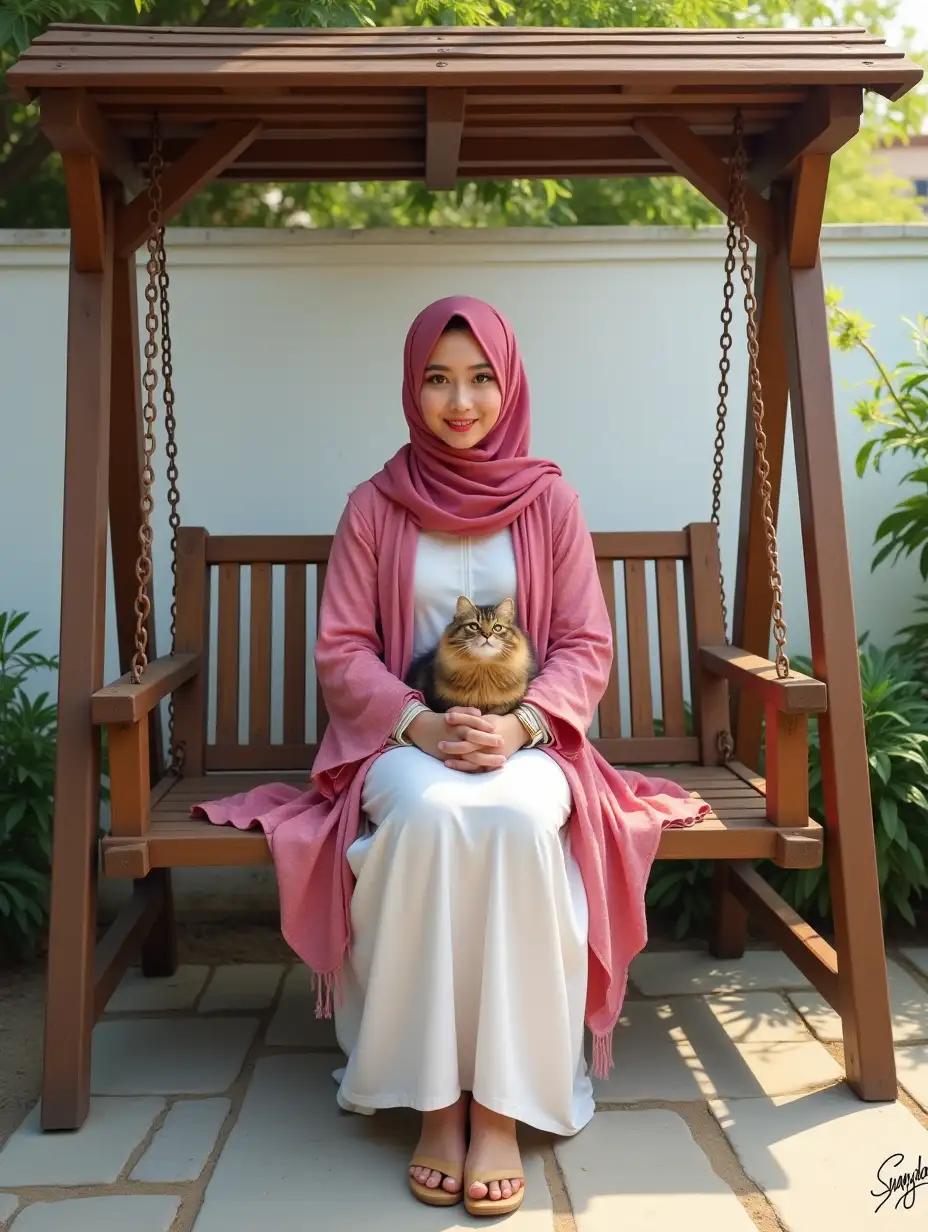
[193,296,708,1077]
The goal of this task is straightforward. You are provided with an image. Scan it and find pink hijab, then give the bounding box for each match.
[369,295,562,532]
[194,295,708,1079]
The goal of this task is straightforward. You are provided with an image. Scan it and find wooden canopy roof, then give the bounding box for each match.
[7,24,923,188]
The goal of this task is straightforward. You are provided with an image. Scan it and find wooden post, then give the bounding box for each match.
[41,164,114,1131]
[778,249,895,1101]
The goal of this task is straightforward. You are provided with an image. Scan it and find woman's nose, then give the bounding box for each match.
[450,380,474,411]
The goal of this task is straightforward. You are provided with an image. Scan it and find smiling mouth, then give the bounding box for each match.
[446,419,478,433]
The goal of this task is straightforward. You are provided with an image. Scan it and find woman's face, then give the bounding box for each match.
[419,327,502,450]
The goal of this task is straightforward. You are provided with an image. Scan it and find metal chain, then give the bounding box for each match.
[131,114,164,683]
[710,170,739,641]
[157,223,185,774]
[731,110,790,679]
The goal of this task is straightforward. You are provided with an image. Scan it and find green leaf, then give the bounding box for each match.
[879,796,899,840]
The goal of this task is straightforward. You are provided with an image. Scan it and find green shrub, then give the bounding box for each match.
[646,640,928,938]
[0,611,57,960]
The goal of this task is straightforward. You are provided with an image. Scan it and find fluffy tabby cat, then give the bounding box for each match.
[406,596,537,716]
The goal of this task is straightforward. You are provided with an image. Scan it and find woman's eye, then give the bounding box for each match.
[475,373,494,384]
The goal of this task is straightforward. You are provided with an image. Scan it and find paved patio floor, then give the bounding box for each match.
[2,947,928,1230]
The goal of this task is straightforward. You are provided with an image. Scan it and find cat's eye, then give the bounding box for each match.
[493,624,504,632]
[466,622,480,631]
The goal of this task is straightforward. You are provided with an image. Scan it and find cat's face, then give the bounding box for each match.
[446,597,518,660]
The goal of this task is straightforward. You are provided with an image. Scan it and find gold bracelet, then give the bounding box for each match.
[513,704,544,748]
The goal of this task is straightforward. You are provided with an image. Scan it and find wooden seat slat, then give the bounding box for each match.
[283,563,307,744]
[596,558,621,739]
[216,562,241,744]
[249,562,272,745]
[655,559,687,737]
[624,558,653,737]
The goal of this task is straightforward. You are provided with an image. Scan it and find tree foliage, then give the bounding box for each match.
[0,0,925,228]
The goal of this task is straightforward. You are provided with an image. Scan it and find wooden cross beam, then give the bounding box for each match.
[632,116,779,250]
[748,86,861,192]
[426,88,466,191]
[115,120,263,256]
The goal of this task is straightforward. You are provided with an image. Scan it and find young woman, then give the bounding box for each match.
[195,296,706,1217]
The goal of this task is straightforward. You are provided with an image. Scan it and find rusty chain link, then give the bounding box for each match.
[131,113,163,684]
[157,221,185,774]
[730,110,790,679]
[710,162,739,641]
[131,115,186,775]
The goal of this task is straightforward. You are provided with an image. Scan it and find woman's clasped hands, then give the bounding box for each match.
[407,707,529,773]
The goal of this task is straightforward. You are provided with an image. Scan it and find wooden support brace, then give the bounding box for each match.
[726,861,840,1008]
[748,86,861,192]
[426,88,466,191]
[116,120,263,256]
[765,707,810,827]
[106,716,151,838]
[62,154,105,274]
[93,875,163,1018]
[41,89,144,194]
[103,842,151,879]
[788,155,832,269]
[631,117,778,250]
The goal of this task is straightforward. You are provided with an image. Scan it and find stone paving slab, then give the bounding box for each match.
[130,1098,231,1182]
[198,964,285,1013]
[0,1099,164,1187]
[630,950,811,997]
[265,967,339,1048]
[0,1194,19,1224]
[192,1054,552,1231]
[894,1045,928,1110]
[90,1018,259,1095]
[106,965,210,1013]
[900,947,928,980]
[711,1084,928,1228]
[592,998,840,1103]
[556,1109,756,1231]
[10,1196,181,1231]
[787,959,928,1044]
[704,992,814,1043]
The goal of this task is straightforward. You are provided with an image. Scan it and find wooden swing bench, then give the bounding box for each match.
[8,22,922,1132]
[93,525,827,885]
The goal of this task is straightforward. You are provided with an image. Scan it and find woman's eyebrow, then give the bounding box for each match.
[423,361,493,372]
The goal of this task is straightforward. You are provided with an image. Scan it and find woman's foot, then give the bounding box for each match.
[409,1092,469,1195]
[465,1099,523,1203]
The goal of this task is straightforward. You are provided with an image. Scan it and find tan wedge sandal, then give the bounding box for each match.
[408,1155,465,1207]
[463,1168,526,1217]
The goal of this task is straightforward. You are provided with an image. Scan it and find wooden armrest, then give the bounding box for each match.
[91,652,200,724]
[699,645,827,714]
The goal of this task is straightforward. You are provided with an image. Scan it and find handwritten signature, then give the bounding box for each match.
[872,1153,928,1212]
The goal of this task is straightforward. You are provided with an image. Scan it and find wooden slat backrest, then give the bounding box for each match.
[175,525,723,772]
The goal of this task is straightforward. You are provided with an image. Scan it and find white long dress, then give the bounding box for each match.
[332,528,595,1136]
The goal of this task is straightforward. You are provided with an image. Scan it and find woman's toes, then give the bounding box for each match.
[442,1175,461,1194]
[426,1169,443,1189]
[469,1180,489,1199]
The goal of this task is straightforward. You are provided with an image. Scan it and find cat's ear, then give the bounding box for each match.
[456,595,478,621]
[495,597,515,623]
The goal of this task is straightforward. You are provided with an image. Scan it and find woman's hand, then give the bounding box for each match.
[407,707,507,772]
[440,712,530,774]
